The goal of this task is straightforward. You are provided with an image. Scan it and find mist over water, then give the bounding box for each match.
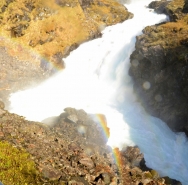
[9,0,188,184]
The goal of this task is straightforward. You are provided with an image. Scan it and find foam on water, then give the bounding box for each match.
[9,0,188,184]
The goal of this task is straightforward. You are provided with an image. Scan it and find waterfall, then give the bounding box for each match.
[9,0,188,184]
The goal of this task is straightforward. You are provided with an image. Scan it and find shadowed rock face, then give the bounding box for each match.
[183,0,188,13]
[78,0,93,7]
[129,0,188,135]
[148,0,171,14]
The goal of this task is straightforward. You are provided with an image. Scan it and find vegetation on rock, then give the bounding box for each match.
[0,102,172,184]
[0,141,42,185]
[0,0,131,71]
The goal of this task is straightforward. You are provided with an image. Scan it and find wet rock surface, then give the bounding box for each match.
[148,0,171,14]
[129,0,188,135]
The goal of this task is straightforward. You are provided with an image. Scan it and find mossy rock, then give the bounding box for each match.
[0,0,131,72]
[166,0,185,21]
[0,141,42,185]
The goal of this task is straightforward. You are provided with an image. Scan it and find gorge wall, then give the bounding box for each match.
[129,0,188,135]
[0,0,186,184]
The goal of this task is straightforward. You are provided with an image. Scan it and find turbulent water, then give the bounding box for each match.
[9,0,188,184]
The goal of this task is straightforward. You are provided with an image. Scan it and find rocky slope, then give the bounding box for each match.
[0,1,170,184]
[129,0,188,135]
[0,101,171,184]
[0,0,132,71]
[0,0,132,105]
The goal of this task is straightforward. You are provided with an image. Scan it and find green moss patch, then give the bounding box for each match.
[0,141,42,185]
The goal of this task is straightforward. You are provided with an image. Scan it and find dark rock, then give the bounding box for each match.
[78,0,93,7]
[162,0,185,21]
[183,0,188,13]
[148,0,171,14]
[129,0,188,135]
[149,0,186,21]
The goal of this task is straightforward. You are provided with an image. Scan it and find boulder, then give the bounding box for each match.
[148,0,171,14]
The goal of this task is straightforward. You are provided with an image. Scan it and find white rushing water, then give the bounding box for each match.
[9,0,188,184]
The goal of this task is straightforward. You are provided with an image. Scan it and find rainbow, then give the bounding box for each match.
[0,34,64,73]
[93,114,125,180]
[95,114,110,139]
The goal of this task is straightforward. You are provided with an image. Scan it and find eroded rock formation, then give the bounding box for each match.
[129,0,188,134]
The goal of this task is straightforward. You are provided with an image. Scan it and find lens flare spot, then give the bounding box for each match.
[84,147,93,156]
[77,125,86,135]
[143,81,151,90]
[132,59,139,67]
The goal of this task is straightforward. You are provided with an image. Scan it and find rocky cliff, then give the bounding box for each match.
[0,0,132,105]
[0,1,168,184]
[0,0,132,71]
[129,0,188,135]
